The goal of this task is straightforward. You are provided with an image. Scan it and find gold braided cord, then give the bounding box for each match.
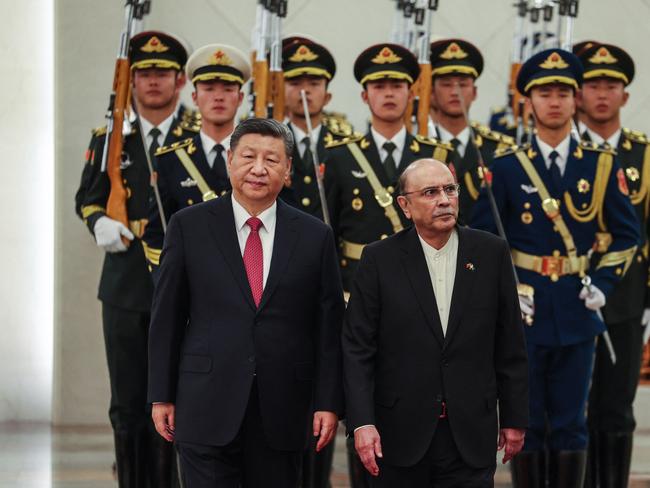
[464,171,480,200]
[596,246,637,275]
[81,204,106,219]
[563,152,612,231]
[141,241,162,266]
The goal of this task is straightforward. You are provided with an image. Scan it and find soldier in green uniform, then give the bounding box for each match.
[427,38,515,223]
[576,43,650,488]
[78,31,196,487]
[323,42,451,488]
[280,38,352,221]
[141,44,250,274]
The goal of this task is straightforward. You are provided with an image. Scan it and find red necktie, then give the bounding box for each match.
[243,217,264,307]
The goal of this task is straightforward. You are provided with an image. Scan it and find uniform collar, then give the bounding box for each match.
[535,133,571,172]
[200,129,233,155]
[585,127,622,149]
[370,125,407,154]
[290,122,322,146]
[139,110,176,141]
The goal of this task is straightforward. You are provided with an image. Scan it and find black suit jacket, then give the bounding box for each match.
[148,194,345,450]
[342,226,528,468]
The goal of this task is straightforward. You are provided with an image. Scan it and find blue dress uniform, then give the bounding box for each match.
[471,49,639,488]
[141,43,251,275]
[576,42,649,488]
[77,31,193,488]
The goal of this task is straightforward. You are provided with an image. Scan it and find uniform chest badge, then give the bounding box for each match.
[520,184,538,194]
[351,170,367,178]
[172,125,183,137]
[577,178,590,193]
[617,168,630,195]
[180,177,198,187]
[626,166,640,182]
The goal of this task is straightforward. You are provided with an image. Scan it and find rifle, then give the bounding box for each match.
[509,1,528,144]
[557,0,579,51]
[253,0,271,117]
[101,0,151,245]
[268,0,288,121]
[413,0,438,136]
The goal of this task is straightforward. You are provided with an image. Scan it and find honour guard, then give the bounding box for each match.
[471,49,639,488]
[427,38,514,222]
[141,44,250,274]
[576,43,650,488]
[77,30,195,487]
[323,43,451,488]
[280,38,352,220]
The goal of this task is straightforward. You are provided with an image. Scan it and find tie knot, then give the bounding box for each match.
[301,136,311,146]
[450,138,461,151]
[149,127,161,138]
[213,143,225,154]
[549,150,560,163]
[383,141,396,153]
[246,217,263,232]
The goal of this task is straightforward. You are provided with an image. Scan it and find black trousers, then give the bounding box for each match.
[176,381,302,488]
[588,316,644,433]
[371,419,495,488]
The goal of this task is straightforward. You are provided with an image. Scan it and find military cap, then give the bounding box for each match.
[353,43,420,86]
[185,44,251,85]
[429,38,484,79]
[578,43,635,86]
[572,40,598,57]
[129,31,188,71]
[516,48,583,95]
[282,34,318,50]
[282,41,336,80]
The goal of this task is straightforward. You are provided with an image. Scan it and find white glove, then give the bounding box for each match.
[94,216,134,253]
[642,309,650,345]
[579,285,606,311]
[518,294,534,318]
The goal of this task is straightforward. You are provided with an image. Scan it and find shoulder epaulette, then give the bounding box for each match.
[324,132,364,149]
[494,143,527,158]
[414,134,453,150]
[490,105,506,114]
[579,140,616,154]
[471,121,515,144]
[322,113,354,138]
[155,137,194,156]
[92,125,107,137]
[180,119,201,133]
[622,127,648,144]
[182,108,201,122]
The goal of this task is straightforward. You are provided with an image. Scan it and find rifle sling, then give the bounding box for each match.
[175,148,217,201]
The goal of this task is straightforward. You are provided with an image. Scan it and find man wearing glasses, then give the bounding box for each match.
[343,158,529,486]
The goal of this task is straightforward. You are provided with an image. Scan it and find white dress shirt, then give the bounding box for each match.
[585,127,622,149]
[200,130,233,169]
[371,125,407,167]
[291,123,322,159]
[535,134,571,176]
[231,194,277,288]
[139,111,176,148]
[436,124,471,158]
[418,229,459,336]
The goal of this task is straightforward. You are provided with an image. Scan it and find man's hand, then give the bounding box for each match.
[518,293,534,318]
[152,403,175,442]
[94,216,134,253]
[354,425,382,477]
[579,285,606,311]
[498,428,525,464]
[313,411,338,452]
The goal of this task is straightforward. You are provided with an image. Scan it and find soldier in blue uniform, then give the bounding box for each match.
[78,30,195,488]
[471,48,639,488]
[426,38,515,223]
[575,43,650,488]
[141,44,250,274]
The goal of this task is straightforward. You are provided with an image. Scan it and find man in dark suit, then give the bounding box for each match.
[343,159,529,486]
[148,118,344,487]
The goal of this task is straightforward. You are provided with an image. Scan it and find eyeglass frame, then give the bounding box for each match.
[400,183,461,200]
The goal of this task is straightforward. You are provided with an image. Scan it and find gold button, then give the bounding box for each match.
[637,255,643,263]
[187,199,194,205]
[304,175,312,184]
[353,188,360,196]
[147,265,152,272]
[352,197,363,211]
[387,186,395,194]
[380,234,388,240]
[521,212,533,224]
[340,259,348,267]
[552,250,561,257]
[581,203,588,209]
[123,178,128,184]
[616,268,622,275]
[302,197,311,207]
[221,190,227,196]
[524,202,531,209]
[550,273,559,282]
[126,187,132,199]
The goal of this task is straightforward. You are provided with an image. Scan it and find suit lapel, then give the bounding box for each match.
[257,200,299,312]
[401,229,445,346]
[206,195,256,310]
[444,227,477,346]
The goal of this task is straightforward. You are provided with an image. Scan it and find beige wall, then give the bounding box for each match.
[53,0,650,425]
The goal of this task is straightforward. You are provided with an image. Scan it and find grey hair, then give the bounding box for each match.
[230,118,294,157]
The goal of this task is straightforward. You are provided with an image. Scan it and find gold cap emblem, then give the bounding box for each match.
[210,50,233,66]
[140,36,170,53]
[372,47,402,64]
[539,52,569,69]
[588,47,618,65]
[440,42,468,60]
[289,45,318,62]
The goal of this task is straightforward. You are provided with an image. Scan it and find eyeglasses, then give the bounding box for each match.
[401,184,460,201]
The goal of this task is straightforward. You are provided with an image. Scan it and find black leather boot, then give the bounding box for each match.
[549,450,587,488]
[114,429,147,488]
[598,432,633,488]
[510,450,546,488]
[584,430,599,488]
[346,436,369,488]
